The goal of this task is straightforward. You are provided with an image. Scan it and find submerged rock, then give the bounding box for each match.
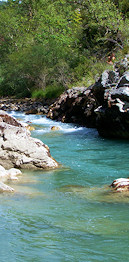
[0,110,58,170]
[0,164,23,193]
[0,182,14,193]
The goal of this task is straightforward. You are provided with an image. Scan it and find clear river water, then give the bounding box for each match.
[1,111,129,262]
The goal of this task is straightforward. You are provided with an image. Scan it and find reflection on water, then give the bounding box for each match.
[1,111,129,262]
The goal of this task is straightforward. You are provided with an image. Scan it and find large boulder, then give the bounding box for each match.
[47,86,97,128]
[0,111,58,169]
[92,70,119,105]
[95,70,129,138]
[47,55,129,138]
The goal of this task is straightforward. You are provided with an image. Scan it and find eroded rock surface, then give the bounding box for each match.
[47,86,97,128]
[0,111,58,169]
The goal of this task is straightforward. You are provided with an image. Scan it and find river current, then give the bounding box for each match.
[1,111,129,262]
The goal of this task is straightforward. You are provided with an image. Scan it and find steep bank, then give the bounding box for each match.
[0,56,129,139]
[47,55,129,138]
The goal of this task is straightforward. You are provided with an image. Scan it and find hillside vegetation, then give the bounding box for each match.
[0,0,129,98]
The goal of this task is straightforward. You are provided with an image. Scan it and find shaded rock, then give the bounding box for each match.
[47,86,97,128]
[47,56,129,139]
[0,111,58,169]
[0,98,50,115]
[47,65,128,132]
[95,70,129,138]
[116,71,129,89]
[92,55,129,138]
[114,55,129,76]
[25,108,38,115]
[92,70,119,105]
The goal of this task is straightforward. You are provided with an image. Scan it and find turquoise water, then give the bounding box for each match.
[1,112,129,262]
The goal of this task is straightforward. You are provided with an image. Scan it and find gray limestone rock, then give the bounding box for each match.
[0,111,58,170]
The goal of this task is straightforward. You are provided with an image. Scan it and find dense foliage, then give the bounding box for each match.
[0,0,129,98]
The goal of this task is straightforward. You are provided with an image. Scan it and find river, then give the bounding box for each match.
[1,111,129,262]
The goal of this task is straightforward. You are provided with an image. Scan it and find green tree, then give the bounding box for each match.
[0,0,82,96]
[0,0,128,97]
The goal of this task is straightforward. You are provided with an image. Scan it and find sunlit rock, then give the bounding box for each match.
[0,182,14,193]
[0,110,58,170]
[0,165,8,182]
[110,178,129,192]
[7,168,22,180]
[0,165,23,193]
[51,126,60,131]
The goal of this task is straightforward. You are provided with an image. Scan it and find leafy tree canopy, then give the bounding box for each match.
[0,0,128,97]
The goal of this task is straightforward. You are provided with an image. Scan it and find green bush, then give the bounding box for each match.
[32,85,65,99]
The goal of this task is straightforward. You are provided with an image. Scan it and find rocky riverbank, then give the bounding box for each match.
[0,55,129,139]
[47,55,129,138]
[0,97,52,114]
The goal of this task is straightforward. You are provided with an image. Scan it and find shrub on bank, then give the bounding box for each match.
[32,85,65,99]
